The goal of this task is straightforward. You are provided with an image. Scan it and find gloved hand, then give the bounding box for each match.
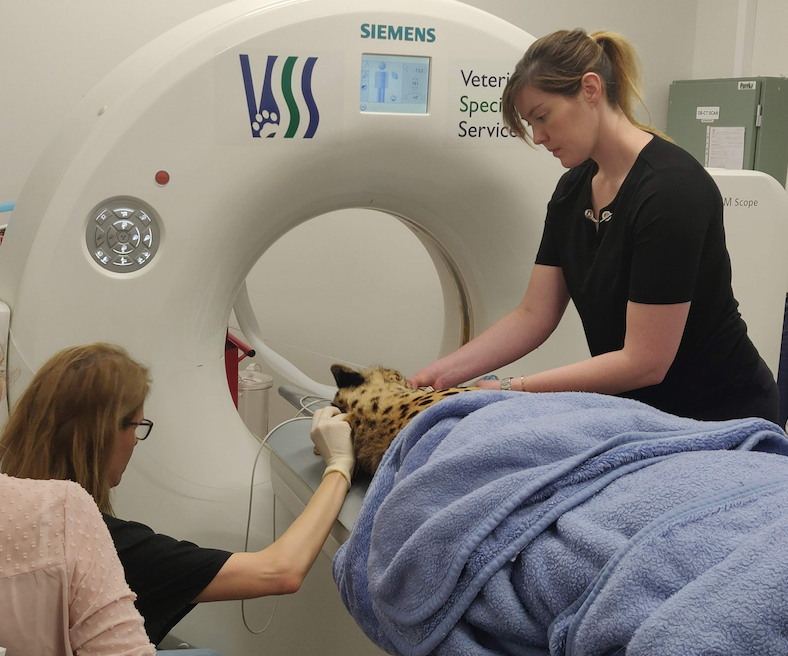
[310,406,355,489]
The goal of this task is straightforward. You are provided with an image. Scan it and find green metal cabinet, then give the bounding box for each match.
[667,77,788,187]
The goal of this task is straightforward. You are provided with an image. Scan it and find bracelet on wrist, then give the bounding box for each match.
[501,376,527,392]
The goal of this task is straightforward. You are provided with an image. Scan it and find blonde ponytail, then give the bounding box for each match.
[502,28,667,144]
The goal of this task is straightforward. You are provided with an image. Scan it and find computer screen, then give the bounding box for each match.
[360,54,430,114]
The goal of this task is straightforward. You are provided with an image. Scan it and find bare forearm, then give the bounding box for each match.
[515,349,665,394]
[431,306,558,387]
[194,472,348,601]
[513,301,688,394]
[270,471,348,582]
[411,265,570,389]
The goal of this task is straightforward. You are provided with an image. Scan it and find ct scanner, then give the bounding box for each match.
[1,0,788,653]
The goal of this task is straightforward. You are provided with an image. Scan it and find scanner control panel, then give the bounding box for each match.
[85,200,161,273]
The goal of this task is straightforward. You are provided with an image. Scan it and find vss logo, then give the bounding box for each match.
[239,54,320,138]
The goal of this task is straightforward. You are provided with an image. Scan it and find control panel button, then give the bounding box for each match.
[114,208,135,220]
[112,255,134,266]
[95,227,106,246]
[113,242,134,255]
[107,226,118,247]
[95,209,112,225]
[137,211,152,225]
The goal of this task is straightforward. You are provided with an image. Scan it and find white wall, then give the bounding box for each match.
[693,0,744,78]
[752,0,788,76]
[693,0,788,79]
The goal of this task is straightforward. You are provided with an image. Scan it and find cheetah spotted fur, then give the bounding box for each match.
[329,364,479,476]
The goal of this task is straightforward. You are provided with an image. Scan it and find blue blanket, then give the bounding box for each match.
[332,391,788,655]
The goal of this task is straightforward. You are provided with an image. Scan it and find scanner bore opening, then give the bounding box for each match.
[229,207,470,428]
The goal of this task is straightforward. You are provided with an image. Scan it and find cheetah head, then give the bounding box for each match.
[330,363,413,410]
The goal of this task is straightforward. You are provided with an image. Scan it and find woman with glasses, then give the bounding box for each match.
[0,348,159,655]
[0,343,354,651]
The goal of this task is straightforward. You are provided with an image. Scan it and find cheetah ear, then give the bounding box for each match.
[331,364,365,389]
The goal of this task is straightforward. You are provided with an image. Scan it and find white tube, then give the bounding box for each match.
[234,281,337,399]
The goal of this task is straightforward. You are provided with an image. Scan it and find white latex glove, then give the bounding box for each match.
[310,406,355,489]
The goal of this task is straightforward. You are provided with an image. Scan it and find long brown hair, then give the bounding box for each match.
[0,343,150,514]
[502,28,663,144]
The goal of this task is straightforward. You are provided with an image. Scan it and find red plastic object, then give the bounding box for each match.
[225,330,256,408]
[155,170,170,185]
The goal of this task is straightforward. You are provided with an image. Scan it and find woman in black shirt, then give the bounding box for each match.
[0,342,355,645]
[410,28,778,423]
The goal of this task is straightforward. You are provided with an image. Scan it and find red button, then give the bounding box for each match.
[155,170,170,185]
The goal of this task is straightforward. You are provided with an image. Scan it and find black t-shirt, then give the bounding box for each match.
[103,513,232,646]
[536,135,777,421]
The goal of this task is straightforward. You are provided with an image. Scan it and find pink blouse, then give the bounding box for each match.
[0,473,155,655]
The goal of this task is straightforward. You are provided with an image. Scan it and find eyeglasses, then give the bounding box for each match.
[124,419,154,441]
